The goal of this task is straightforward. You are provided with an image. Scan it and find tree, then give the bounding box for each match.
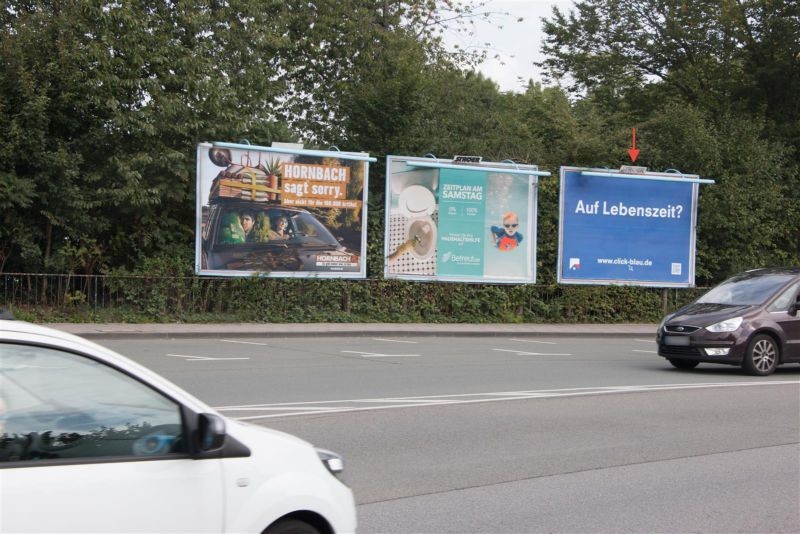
[0,0,501,273]
[277,0,501,143]
[0,0,293,273]
[539,0,800,277]
[539,1,800,137]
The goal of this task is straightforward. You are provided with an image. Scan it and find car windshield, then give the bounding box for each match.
[216,207,339,247]
[697,272,795,305]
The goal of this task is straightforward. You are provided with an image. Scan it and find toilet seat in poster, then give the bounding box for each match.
[386,183,438,273]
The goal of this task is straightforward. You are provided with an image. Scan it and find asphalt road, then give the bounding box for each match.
[101,335,800,405]
[99,335,800,533]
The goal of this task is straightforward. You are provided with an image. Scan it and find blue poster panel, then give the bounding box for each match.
[558,167,698,287]
[384,156,541,284]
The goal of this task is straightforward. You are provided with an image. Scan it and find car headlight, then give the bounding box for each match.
[705,316,743,333]
[315,447,344,479]
[657,314,672,333]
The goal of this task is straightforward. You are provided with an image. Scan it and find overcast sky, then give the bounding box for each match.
[442,0,575,93]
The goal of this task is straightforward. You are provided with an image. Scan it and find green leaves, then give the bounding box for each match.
[1,0,294,272]
[0,0,796,289]
[538,0,800,280]
[540,0,800,130]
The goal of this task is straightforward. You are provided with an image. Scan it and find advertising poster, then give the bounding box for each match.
[384,156,540,284]
[558,167,699,287]
[196,142,371,278]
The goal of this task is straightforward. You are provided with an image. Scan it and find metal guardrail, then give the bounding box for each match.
[0,273,704,321]
[3,273,106,309]
[0,273,272,314]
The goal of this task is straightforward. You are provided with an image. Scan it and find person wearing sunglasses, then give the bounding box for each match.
[490,211,524,252]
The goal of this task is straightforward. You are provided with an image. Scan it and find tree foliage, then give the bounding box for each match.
[1,0,797,296]
[540,0,800,130]
[1,0,292,272]
[539,0,800,281]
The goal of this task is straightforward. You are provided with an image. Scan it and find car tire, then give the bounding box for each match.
[743,334,779,376]
[668,358,699,369]
[264,519,321,534]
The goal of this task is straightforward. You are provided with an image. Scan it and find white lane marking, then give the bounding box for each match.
[509,338,557,345]
[216,381,800,420]
[633,349,657,354]
[220,339,268,346]
[493,349,572,356]
[372,338,418,344]
[635,339,655,343]
[165,353,250,361]
[219,383,708,411]
[219,406,343,412]
[341,350,420,358]
[351,398,461,405]
[215,381,799,409]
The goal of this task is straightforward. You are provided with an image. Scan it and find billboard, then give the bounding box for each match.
[384,156,546,284]
[196,142,373,278]
[558,167,708,287]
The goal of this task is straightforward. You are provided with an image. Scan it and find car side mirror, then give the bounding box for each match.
[197,413,226,452]
[788,294,800,316]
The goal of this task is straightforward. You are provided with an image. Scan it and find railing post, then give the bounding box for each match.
[341,285,351,313]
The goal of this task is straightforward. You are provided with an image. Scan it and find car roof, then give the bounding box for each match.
[744,267,800,275]
[0,318,88,344]
[211,201,310,213]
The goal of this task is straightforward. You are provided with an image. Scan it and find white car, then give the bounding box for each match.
[0,319,356,534]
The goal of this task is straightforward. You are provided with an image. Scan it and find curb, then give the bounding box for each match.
[44,323,658,340]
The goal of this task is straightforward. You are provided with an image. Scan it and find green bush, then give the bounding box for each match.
[5,273,702,324]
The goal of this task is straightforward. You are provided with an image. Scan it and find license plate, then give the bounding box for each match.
[663,335,690,346]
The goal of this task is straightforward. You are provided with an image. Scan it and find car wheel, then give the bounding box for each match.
[668,358,699,369]
[743,334,779,376]
[264,519,321,534]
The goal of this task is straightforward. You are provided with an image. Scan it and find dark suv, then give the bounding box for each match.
[201,201,360,273]
[657,267,800,375]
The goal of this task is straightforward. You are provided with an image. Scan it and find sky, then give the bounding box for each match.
[441,0,575,93]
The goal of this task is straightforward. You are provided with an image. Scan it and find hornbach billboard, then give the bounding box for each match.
[196,142,375,278]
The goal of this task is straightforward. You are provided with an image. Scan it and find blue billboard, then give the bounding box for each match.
[558,167,706,287]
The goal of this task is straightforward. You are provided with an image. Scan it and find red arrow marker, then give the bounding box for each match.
[628,127,640,162]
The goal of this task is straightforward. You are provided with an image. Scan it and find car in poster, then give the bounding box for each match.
[0,318,356,533]
[656,267,800,375]
[201,201,360,273]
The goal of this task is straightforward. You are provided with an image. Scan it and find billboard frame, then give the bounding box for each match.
[196,142,375,279]
[384,155,549,285]
[557,166,713,288]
